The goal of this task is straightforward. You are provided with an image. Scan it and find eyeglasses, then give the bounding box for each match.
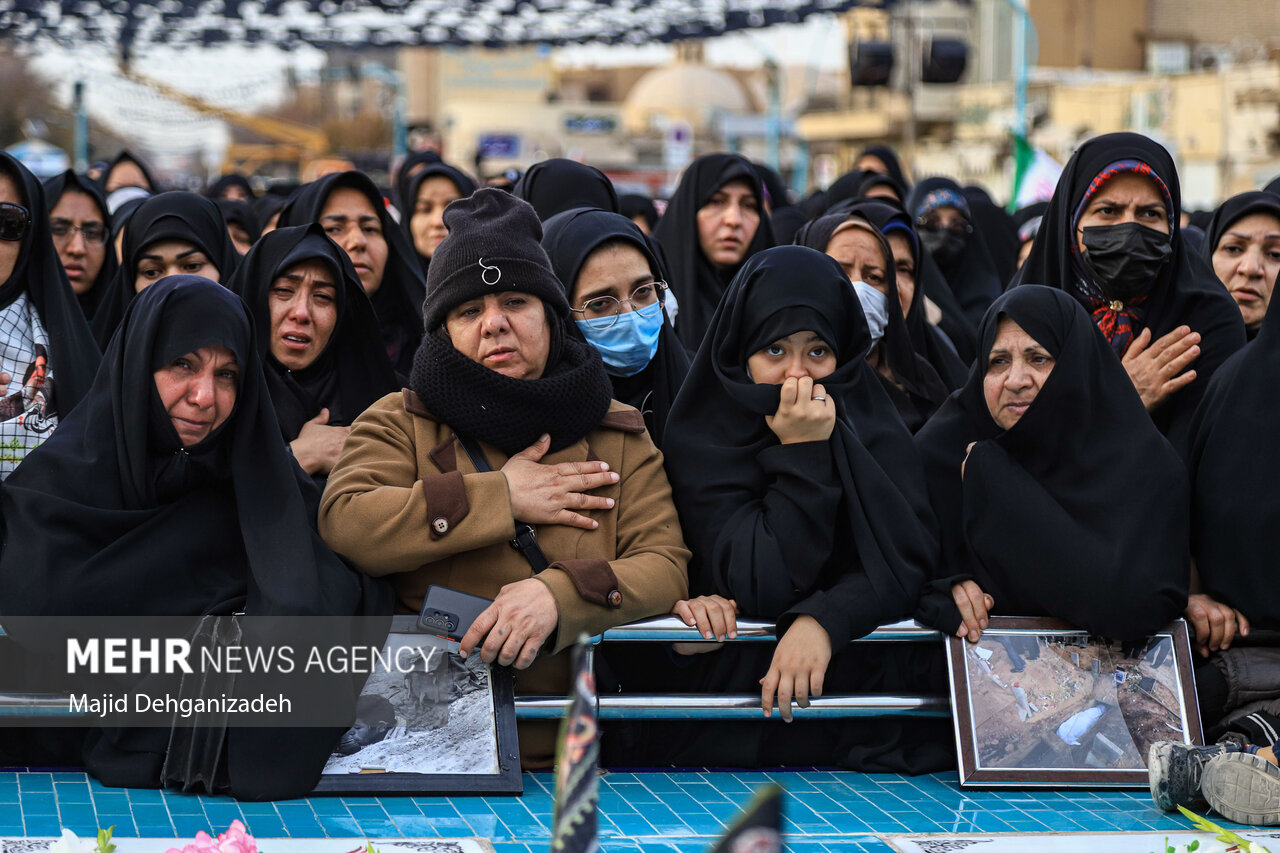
[916,217,974,237]
[572,281,667,330]
[0,203,30,242]
[49,218,107,246]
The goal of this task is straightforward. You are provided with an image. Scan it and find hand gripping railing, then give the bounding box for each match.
[510,616,950,721]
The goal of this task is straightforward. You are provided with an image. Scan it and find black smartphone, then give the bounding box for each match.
[417,585,493,641]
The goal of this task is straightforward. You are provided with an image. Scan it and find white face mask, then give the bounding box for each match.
[852,280,889,348]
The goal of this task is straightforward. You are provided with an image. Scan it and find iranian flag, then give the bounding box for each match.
[1009,134,1062,211]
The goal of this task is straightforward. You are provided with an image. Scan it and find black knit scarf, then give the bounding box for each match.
[410,322,614,456]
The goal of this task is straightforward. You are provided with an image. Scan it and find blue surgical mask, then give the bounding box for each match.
[852,280,889,348]
[576,308,664,377]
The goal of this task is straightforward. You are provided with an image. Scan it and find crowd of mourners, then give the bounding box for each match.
[0,134,1279,817]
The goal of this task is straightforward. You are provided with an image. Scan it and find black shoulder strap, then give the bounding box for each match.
[456,434,551,574]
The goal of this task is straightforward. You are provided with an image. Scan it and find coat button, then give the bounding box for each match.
[607,590,622,607]
[432,517,449,535]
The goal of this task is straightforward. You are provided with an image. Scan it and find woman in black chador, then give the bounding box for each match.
[914,285,1188,643]
[541,206,689,448]
[654,153,774,351]
[42,169,117,322]
[90,191,240,349]
[277,171,426,377]
[514,158,619,221]
[1183,273,1280,731]
[0,275,390,799]
[906,176,1004,331]
[794,210,950,432]
[226,224,398,485]
[634,246,949,774]
[1013,132,1246,449]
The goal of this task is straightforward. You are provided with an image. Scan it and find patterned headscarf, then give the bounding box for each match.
[1068,159,1175,354]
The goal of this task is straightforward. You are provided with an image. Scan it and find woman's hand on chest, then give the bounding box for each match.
[500,433,620,530]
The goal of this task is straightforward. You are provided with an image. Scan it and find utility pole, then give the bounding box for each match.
[72,80,89,173]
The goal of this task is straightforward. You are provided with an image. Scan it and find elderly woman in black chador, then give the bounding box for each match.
[90,192,240,349]
[645,246,947,773]
[541,206,689,448]
[0,153,100,477]
[1013,132,1246,448]
[914,286,1189,643]
[225,224,398,483]
[0,275,389,799]
[654,153,774,350]
[277,171,427,376]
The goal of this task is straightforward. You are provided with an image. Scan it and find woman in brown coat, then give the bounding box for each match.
[318,189,689,765]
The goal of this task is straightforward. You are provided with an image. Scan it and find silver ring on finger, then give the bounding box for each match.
[812,395,827,402]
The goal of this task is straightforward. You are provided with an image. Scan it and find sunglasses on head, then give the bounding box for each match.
[0,203,30,242]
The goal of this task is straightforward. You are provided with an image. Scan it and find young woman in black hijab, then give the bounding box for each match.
[513,158,620,221]
[847,199,970,387]
[0,275,390,798]
[914,285,1189,642]
[0,154,100,478]
[857,144,911,189]
[91,192,240,349]
[907,176,1005,330]
[1013,132,1247,449]
[653,245,946,771]
[277,171,426,377]
[400,161,477,273]
[99,150,159,194]
[541,207,689,448]
[206,172,255,202]
[392,149,443,211]
[226,223,398,482]
[794,211,950,431]
[654,153,775,350]
[42,169,117,321]
[1200,191,1280,338]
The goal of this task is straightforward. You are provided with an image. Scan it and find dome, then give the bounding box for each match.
[623,63,754,134]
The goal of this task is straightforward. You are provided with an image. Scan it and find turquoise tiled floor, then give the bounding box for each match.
[0,767,1257,851]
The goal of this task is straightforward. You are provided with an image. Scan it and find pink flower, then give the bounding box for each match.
[164,821,257,853]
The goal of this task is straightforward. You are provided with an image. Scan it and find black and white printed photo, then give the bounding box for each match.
[322,633,500,777]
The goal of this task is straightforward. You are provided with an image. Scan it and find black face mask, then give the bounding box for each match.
[1080,222,1173,304]
[919,226,967,266]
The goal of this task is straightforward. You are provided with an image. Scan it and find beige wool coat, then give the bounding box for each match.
[318,389,690,765]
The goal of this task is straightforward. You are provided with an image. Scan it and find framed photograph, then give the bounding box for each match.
[946,616,1202,787]
[313,616,522,795]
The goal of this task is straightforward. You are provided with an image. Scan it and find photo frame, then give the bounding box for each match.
[312,615,522,795]
[946,616,1202,787]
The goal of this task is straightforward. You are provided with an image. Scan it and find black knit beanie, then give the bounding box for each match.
[422,188,570,331]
